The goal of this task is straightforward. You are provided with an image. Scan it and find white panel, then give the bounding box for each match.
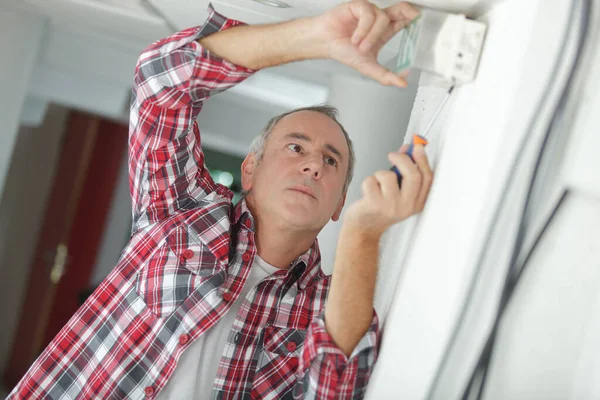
[568,272,600,400]
[560,38,600,201]
[0,7,45,203]
[481,3,600,397]
[19,97,48,127]
[366,0,574,397]
[423,0,587,394]
[372,83,452,321]
[485,193,600,400]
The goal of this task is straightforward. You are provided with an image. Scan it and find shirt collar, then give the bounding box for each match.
[232,197,255,232]
[289,238,322,290]
[233,197,323,290]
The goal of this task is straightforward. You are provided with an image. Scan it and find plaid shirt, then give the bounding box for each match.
[9,6,380,400]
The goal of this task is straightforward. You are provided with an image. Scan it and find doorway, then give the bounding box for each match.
[2,111,128,389]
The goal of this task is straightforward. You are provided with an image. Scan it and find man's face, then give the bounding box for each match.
[242,110,349,232]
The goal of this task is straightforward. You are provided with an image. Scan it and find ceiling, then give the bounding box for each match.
[148,0,503,30]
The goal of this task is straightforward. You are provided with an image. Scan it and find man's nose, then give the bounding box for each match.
[301,156,323,179]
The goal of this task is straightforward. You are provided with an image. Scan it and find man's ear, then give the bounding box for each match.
[331,192,346,222]
[241,153,257,192]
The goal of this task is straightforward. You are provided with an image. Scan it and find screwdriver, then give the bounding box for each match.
[392,85,455,187]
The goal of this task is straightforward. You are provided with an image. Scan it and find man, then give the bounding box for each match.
[9,0,432,398]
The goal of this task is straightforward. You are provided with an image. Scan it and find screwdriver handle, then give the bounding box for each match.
[391,134,428,188]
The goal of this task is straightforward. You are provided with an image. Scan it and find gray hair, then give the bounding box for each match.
[243,105,355,197]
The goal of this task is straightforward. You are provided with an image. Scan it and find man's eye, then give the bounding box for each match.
[325,156,337,167]
[287,144,302,152]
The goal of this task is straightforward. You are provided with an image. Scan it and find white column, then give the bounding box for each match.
[317,73,418,275]
[0,7,46,200]
[0,7,45,379]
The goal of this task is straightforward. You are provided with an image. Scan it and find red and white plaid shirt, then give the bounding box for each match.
[9,6,380,400]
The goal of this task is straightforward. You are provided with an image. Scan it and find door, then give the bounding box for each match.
[2,111,128,389]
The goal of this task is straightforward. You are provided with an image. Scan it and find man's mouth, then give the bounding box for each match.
[289,185,317,199]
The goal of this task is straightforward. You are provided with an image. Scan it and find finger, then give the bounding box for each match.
[350,1,376,45]
[389,152,421,198]
[386,2,420,25]
[398,68,411,79]
[399,143,410,153]
[379,25,399,46]
[359,9,390,52]
[361,175,383,201]
[355,62,408,88]
[391,19,409,33]
[374,169,400,199]
[380,13,415,47]
[411,144,434,207]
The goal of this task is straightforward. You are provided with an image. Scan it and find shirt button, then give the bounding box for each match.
[234,332,241,344]
[242,253,251,262]
[182,249,194,259]
[179,334,190,345]
[144,386,155,397]
[222,292,233,302]
[286,341,297,352]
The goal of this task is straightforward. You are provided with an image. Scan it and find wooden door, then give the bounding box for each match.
[2,111,128,388]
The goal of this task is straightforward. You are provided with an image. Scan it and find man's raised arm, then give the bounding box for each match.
[198,13,325,71]
[129,6,257,230]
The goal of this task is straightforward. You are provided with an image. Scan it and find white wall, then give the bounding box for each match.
[0,7,45,235]
[365,0,600,398]
[197,94,289,156]
[483,2,600,397]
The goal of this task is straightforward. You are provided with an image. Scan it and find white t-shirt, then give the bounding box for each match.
[157,255,280,399]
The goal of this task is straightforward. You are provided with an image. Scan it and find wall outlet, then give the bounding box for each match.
[394,8,487,86]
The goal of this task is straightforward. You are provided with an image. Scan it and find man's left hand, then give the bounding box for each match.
[317,0,420,87]
[343,144,434,238]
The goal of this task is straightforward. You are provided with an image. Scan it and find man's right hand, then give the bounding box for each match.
[200,1,419,87]
[317,0,420,88]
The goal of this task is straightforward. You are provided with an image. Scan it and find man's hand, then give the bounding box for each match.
[344,144,433,237]
[324,144,432,356]
[317,0,420,88]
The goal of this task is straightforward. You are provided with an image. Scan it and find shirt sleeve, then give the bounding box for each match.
[296,310,381,399]
[129,4,255,232]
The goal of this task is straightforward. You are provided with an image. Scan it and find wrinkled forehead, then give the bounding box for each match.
[268,111,349,159]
